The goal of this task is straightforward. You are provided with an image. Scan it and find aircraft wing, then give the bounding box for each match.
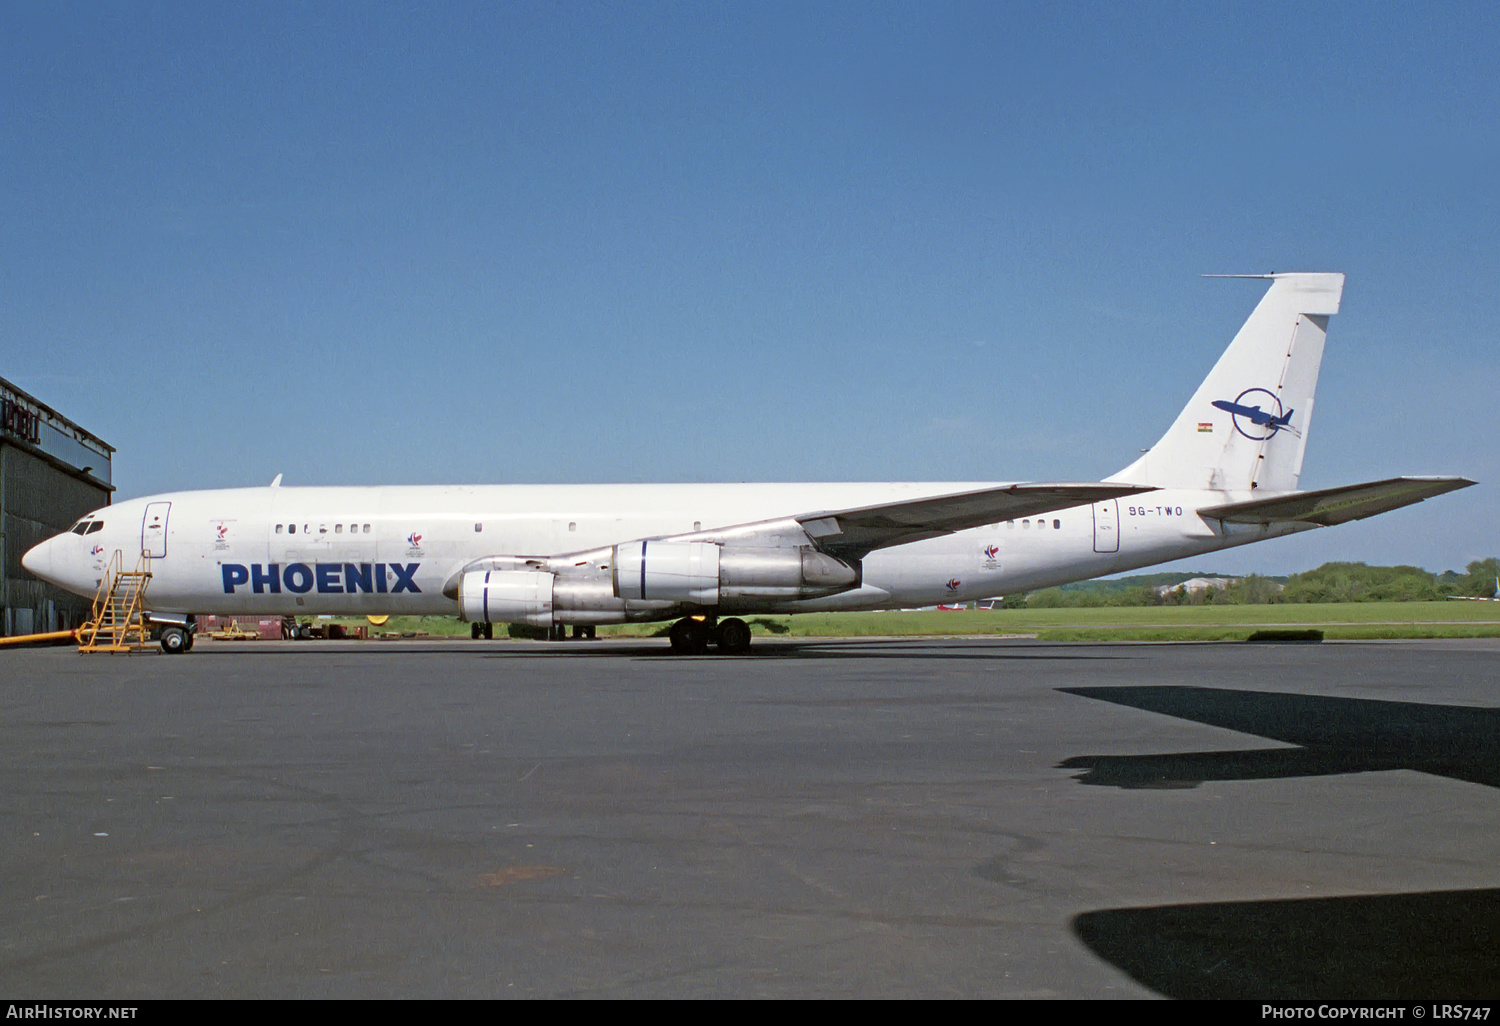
[796,482,1157,559]
[1197,476,1476,527]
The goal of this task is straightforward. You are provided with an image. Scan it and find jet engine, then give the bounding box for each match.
[457,570,553,627]
[458,542,860,626]
[613,541,857,606]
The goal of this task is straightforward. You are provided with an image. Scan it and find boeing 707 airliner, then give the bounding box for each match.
[22,273,1474,654]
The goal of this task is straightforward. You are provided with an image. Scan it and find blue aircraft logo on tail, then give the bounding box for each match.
[1212,388,1296,441]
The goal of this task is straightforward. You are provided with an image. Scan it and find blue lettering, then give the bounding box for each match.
[284,563,314,594]
[252,563,281,594]
[222,564,249,593]
[344,563,373,593]
[316,563,343,593]
[389,562,421,593]
[224,562,407,597]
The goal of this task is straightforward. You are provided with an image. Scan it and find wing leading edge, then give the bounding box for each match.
[1197,476,1476,527]
[796,482,1158,559]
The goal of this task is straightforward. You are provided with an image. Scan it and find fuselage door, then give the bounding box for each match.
[1092,499,1119,554]
[142,501,171,558]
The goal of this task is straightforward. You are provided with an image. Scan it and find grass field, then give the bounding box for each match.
[341,601,1500,643]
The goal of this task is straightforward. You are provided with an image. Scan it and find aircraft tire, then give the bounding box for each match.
[715,618,752,655]
[471,622,481,640]
[668,618,711,655]
[159,627,189,655]
[483,622,493,640]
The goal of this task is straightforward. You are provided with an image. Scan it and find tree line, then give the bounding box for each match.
[1015,558,1500,608]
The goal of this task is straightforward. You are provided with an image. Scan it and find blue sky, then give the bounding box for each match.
[3,1,1496,575]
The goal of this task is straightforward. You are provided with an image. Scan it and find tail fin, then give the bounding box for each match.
[1109,273,1344,492]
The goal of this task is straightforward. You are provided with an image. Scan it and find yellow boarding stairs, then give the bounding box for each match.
[77,550,153,653]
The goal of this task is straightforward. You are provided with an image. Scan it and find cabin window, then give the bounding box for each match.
[276,524,283,534]
[288,524,296,534]
[1053,519,1061,529]
[363,524,371,533]
[569,522,576,532]
[474,523,482,532]
[335,524,343,534]
[319,525,327,534]
[693,521,701,531]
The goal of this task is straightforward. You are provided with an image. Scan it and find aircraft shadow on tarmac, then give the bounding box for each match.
[1058,686,1500,999]
[1056,685,1500,790]
[1073,887,1500,1000]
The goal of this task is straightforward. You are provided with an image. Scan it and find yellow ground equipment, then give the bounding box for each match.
[0,630,78,648]
[77,550,153,653]
[208,620,260,641]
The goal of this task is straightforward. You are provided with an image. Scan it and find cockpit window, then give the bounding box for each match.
[71,521,89,535]
[86,521,104,534]
[70,519,102,535]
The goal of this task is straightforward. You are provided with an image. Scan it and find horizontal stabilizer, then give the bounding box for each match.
[1197,477,1476,527]
[798,482,1156,558]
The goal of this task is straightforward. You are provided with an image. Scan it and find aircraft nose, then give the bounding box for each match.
[21,536,55,584]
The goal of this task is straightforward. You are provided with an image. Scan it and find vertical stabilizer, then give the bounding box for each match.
[1109,273,1344,492]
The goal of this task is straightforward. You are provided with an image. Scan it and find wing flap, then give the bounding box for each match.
[796,482,1157,557]
[1197,476,1476,527]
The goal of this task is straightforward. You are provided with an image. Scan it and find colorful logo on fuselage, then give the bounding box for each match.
[407,532,422,548]
[946,578,962,591]
[983,544,999,560]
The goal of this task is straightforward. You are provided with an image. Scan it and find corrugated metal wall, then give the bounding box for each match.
[1,443,110,635]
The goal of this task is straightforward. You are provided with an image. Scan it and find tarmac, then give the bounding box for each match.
[1,636,1496,999]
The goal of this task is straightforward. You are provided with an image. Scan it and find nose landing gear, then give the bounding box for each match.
[158,625,194,654]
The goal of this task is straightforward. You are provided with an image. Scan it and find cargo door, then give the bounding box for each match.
[1092,499,1119,554]
[142,501,171,558]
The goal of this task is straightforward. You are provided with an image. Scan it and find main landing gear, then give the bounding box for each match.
[668,616,752,656]
[470,622,494,640]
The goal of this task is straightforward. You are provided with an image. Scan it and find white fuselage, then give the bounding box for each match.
[27,482,1307,619]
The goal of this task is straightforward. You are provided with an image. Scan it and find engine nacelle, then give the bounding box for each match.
[719,547,859,601]
[458,570,554,627]
[612,540,720,604]
[612,541,857,606]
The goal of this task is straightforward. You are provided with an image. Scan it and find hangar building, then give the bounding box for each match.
[1,376,114,636]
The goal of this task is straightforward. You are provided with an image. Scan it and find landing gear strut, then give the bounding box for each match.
[668,616,752,655]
